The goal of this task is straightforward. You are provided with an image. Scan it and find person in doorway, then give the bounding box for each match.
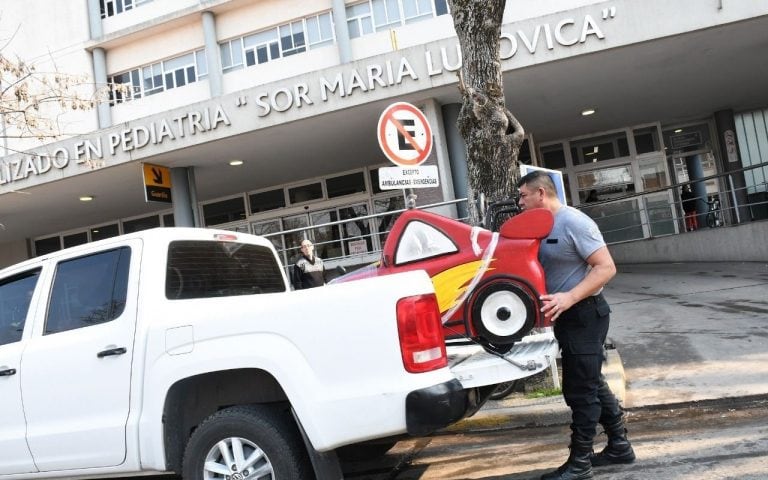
[291,239,326,289]
[681,184,698,231]
[517,171,634,480]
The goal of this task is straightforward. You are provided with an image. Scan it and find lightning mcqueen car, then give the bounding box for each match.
[333,207,555,354]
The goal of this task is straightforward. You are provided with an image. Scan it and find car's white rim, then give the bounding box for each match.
[203,436,274,480]
[479,289,527,337]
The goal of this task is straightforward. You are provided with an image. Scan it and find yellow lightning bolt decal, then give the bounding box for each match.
[431,260,496,313]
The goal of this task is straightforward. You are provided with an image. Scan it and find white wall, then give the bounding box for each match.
[106,19,204,73]
[0,239,29,268]
[101,0,199,36]
[1,0,99,153]
[609,221,768,264]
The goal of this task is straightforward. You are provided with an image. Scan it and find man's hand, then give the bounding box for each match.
[540,291,576,322]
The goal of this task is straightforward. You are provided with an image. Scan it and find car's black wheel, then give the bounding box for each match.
[182,405,312,480]
[467,279,536,350]
[489,380,519,401]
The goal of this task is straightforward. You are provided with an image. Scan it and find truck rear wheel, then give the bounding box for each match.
[182,405,312,480]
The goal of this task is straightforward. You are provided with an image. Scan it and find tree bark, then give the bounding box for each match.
[448,0,525,225]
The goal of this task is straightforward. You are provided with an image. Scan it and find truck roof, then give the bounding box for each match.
[0,227,276,276]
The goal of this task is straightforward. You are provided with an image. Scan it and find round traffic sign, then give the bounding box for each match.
[377,102,433,167]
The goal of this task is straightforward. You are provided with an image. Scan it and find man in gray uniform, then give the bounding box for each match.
[517,171,634,480]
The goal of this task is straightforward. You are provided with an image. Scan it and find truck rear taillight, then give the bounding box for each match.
[396,294,447,373]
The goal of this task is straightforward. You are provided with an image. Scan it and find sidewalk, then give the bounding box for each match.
[450,261,768,431]
[446,348,624,432]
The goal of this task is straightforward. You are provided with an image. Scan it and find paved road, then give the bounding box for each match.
[605,262,768,407]
[342,396,768,479]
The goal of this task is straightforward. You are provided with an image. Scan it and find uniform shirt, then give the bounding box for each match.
[291,255,325,289]
[539,206,606,294]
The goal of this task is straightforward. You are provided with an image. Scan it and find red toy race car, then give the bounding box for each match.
[333,207,554,354]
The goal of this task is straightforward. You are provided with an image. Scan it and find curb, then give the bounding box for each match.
[446,346,627,432]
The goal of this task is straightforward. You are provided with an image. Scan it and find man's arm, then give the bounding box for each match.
[541,246,616,321]
[291,263,303,290]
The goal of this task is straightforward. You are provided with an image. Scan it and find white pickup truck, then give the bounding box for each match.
[0,227,556,480]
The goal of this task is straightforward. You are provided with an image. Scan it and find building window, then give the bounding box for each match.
[306,12,334,48]
[221,12,335,73]
[372,0,402,30]
[91,224,120,241]
[108,49,207,104]
[288,182,323,204]
[122,215,160,234]
[347,0,449,38]
[221,39,244,72]
[570,132,630,165]
[34,236,61,256]
[633,126,661,155]
[347,2,374,38]
[249,189,287,213]
[540,144,567,170]
[100,0,152,19]
[244,29,281,66]
[326,172,366,198]
[63,232,89,249]
[203,197,247,226]
[280,21,307,57]
[402,0,435,23]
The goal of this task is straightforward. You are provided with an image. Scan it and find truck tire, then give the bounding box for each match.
[182,405,312,480]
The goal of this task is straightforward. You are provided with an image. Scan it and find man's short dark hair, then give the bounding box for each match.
[517,170,557,197]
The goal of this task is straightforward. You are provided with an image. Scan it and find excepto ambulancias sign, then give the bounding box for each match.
[377,102,439,190]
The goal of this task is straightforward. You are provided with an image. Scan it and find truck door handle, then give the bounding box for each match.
[97,347,127,358]
[0,368,17,376]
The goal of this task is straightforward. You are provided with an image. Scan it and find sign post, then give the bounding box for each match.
[376,102,438,205]
[142,163,172,204]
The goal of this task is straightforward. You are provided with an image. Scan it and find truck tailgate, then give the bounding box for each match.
[447,333,558,388]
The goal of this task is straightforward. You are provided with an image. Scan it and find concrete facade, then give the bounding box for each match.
[1,1,767,268]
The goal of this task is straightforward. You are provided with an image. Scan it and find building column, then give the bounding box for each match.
[441,103,469,220]
[91,47,112,129]
[86,0,103,39]
[331,0,352,64]
[714,109,750,223]
[202,11,223,98]
[416,99,458,217]
[171,167,200,227]
[686,155,708,227]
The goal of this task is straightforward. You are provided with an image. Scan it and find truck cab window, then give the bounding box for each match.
[0,269,41,346]
[166,241,286,299]
[45,247,131,335]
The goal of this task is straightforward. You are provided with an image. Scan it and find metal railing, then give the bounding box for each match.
[573,161,768,243]
[264,198,467,271]
[257,161,768,272]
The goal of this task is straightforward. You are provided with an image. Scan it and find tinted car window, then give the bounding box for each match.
[166,241,286,299]
[0,269,41,346]
[45,247,131,335]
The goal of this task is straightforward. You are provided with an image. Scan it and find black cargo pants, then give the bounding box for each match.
[554,293,623,445]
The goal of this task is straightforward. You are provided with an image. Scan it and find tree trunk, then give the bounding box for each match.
[448,0,525,225]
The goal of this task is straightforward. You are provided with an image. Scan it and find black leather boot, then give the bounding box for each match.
[541,439,594,480]
[591,419,636,467]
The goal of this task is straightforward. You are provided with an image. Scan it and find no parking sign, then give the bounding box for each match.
[377,102,433,167]
[377,102,438,190]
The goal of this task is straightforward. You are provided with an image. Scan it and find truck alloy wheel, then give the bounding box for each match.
[467,279,536,352]
[182,405,311,480]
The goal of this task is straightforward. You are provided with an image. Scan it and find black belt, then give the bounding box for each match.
[572,292,604,309]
